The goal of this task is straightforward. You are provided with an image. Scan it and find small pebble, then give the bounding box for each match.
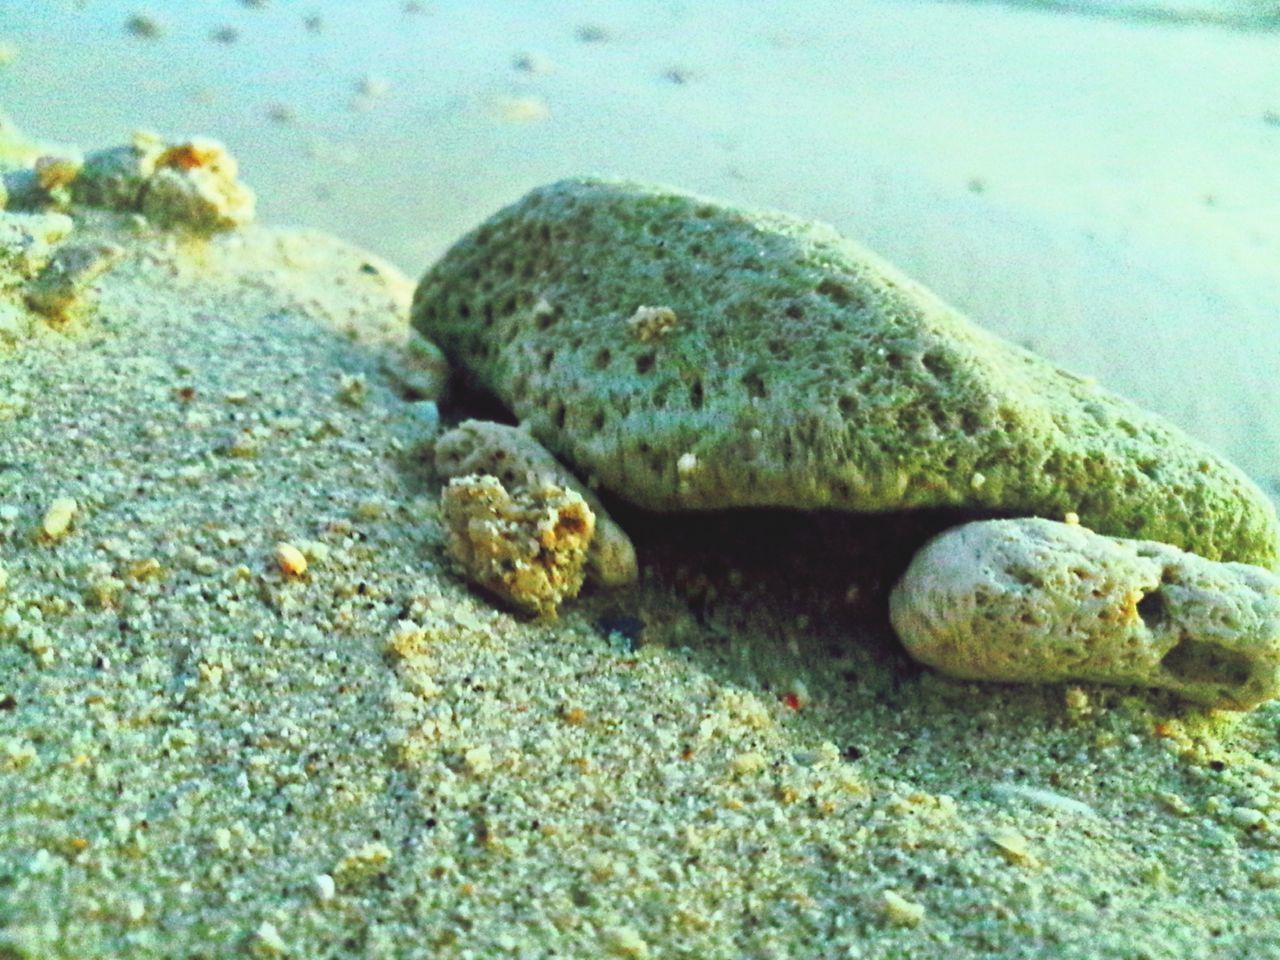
[1232,807,1267,829]
[275,542,308,577]
[125,14,163,39]
[492,95,549,124]
[253,920,287,955]
[602,925,649,958]
[880,889,925,927]
[41,496,77,540]
[988,827,1034,865]
[357,74,391,99]
[312,873,336,902]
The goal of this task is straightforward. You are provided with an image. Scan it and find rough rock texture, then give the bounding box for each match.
[24,240,124,320]
[440,473,596,618]
[412,178,1279,568]
[890,518,1280,709]
[435,419,638,587]
[4,132,254,233]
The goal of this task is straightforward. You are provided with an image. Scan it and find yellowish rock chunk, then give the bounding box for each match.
[440,473,595,618]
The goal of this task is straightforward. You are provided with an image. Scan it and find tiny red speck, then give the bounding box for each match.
[782,693,801,710]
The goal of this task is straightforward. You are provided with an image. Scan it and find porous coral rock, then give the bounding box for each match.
[412,179,1278,568]
[5,126,253,233]
[140,138,255,232]
[435,419,637,588]
[890,518,1280,709]
[440,473,595,618]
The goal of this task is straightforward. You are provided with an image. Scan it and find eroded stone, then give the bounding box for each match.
[440,473,595,618]
[435,420,637,588]
[889,518,1280,709]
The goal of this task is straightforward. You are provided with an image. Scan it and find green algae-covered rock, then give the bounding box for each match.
[412,179,1280,568]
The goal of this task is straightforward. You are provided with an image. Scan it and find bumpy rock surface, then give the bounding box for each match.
[440,473,596,618]
[412,179,1278,567]
[890,518,1280,709]
[4,132,254,233]
[435,420,638,587]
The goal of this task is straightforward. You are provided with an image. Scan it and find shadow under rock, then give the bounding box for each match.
[577,498,1015,704]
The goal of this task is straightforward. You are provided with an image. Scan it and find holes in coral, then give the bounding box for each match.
[536,310,558,331]
[689,379,705,410]
[741,370,768,400]
[816,278,860,309]
[551,402,567,430]
[695,205,716,219]
[590,409,606,432]
[482,302,495,327]
[784,303,804,321]
[635,352,657,375]
[593,348,613,370]
[458,301,472,320]
[1161,637,1252,688]
[497,258,515,277]
[540,349,556,372]
[766,339,790,359]
[837,395,858,417]
[921,351,954,380]
[501,296,518,317]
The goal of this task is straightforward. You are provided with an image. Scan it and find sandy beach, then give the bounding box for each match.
[2,2,1280,957]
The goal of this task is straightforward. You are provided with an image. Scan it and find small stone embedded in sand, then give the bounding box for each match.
[125,14,164,39]
[274,542,308,577]
[512,52,555,75]
[312,873,336,903]
[253,920,287,955]
[24,241,124,321]
[602,925,650,958]
[41,496,78,540]
[890,518,1280,710]
[574,24,612,43]
[440,473,595,618]
[357,74,392,100]
[492,95,549,124]
[880,889,925,927]
[412,179,1279,568]
[435,420,638,588]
